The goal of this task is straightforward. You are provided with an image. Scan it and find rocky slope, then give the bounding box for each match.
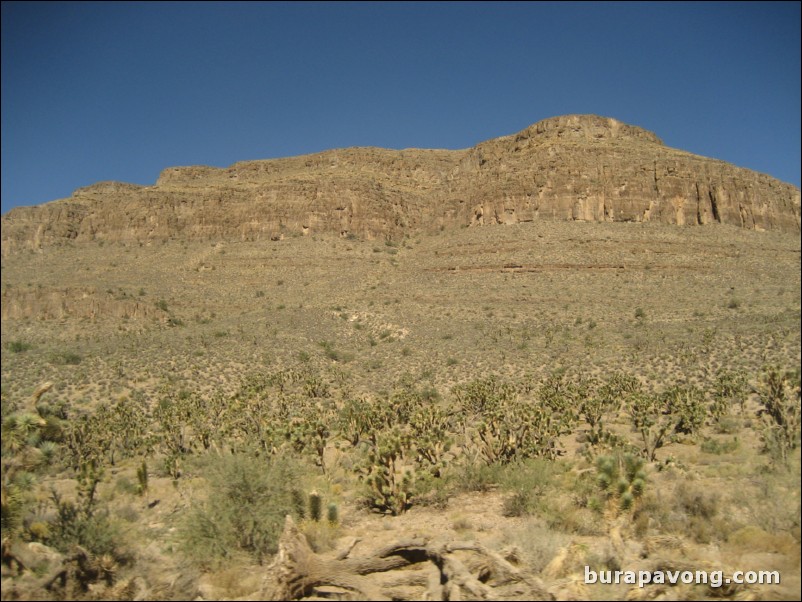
[2,114,799,254]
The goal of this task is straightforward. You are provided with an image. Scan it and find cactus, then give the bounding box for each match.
[629,391,671,461]
[756,366,801,464]
[358,428,415,515]
[595,453,647,515]
[136,460,148,497]
[327,502,339,525]
[711,369,748,418]
[309,491,323,522]
[663,385,707,435]
[580,373,640,449]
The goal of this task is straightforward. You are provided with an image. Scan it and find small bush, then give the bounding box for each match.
[179,454,304,566]
[47,490,123,559]
[454,462,504,492]
[700,437,740,455]
[6,340,32,353]
[51,351,82,365]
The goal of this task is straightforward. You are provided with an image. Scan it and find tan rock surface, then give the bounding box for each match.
[2,114,799,255]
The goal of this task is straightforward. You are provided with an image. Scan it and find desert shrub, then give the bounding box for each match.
[179,454,303,566]
[674,481,722,543]
[43,458,125,559]
[452,461,506,493]
[47,490,122,559]
[700,436,740,455]
[755,366,801,465]
[6,340,32,353]
[505,523,569,573]
[412,470,453,509]
[675,481,719,520]
[712,415,741,435]
[499,458,559,517]
[51,350,83,365]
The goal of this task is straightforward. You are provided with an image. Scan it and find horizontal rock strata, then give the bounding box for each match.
[2,115,799,255]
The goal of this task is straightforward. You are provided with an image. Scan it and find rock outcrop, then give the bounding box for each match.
[2,115,799,254]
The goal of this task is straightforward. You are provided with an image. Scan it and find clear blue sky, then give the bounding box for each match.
[2,1,800,214]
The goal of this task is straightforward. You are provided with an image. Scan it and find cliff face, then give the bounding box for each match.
[2,115,799,254]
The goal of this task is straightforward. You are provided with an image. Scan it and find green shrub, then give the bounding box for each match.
[453,462,506,493]
[49,503,121,558]
[51,351,83,365]
[179,454,303,566]
[499,458,558,517]
[700,437,740,455]
[6,340,32,353]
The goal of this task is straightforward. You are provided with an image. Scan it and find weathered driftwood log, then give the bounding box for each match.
[261,515,554,601]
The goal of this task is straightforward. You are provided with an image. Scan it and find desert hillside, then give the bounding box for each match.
[1,119,800,601]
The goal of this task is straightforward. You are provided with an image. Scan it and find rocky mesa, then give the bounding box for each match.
[2,114,800,254]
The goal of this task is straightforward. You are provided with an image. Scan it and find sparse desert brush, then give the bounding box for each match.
[5,340,32,353]
[498,458,561,517]
[505,522,569,573]
[700,436,740,455]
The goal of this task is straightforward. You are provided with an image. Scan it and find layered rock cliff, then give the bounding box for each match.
[2,115,799,254]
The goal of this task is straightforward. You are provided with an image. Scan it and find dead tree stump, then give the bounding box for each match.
[261,516,553,601]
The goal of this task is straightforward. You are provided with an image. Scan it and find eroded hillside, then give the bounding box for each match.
[2,115,800,257]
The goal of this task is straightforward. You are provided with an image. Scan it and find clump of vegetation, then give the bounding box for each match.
[359,428,415,515]
[179,454,303,566]
[628,390,671,461]
[500,458,559,517]
[711,368,749,418]
[6,340,32,353]
[50,350,83,365]
[594,453,647,513]
[663,384,707,436]
[755,366,801,465]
